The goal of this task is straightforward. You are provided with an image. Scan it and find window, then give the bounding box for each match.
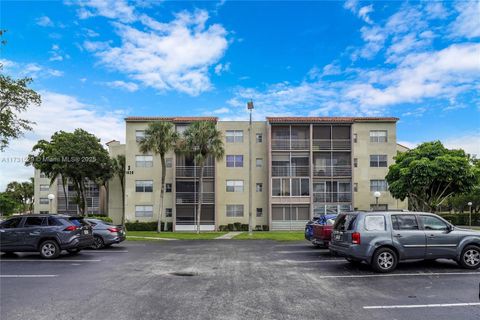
[226,205,244,217]
[365,216,385,231]
[136,155,153,167]
[24,217,45,227]
[256,208,263,217]
[353,158,358,168]
[226,130,243,143]
[420,215,448,231]
[354,183,358,192]
[370,204,388,211]
[136,180,153,192]
[353,133,357,143]
[391,215,419,230]
[47,217,62,226]
[135,205,153,217]
[256,183,263,192]
[256,133,263,143]
[40,184,49,192]
[226,180,244,192]
[256,158,263,167]
[165,183,172,192]
[39,172,47,178]
[165,208,172,218]
[165,158,173,168]
[370,130,388,143]
[40,211,49,214]
[135,130,145,142]
[226,155,243,167]
[1,217,22,229]
[273,178,309,196]
[39,197,49,204]
[370,180,387,192]
[370,155,388,167]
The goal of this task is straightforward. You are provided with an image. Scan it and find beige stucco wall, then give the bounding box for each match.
[352,121,408,211]
[107,141,126,224]
[33,169,57,213]
[215,121,269,228]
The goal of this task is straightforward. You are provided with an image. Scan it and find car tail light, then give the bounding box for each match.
[108,227,120,233]
[64,225,78,231]
[352,232,361,244]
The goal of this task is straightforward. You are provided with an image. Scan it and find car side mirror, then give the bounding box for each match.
[447,225,453,233]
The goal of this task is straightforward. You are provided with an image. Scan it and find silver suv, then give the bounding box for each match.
[329,211,480,273]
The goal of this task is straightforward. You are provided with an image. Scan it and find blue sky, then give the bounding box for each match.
[0,0,479,188]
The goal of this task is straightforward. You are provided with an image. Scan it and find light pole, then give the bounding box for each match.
[247,100,254,236]
[468,201,473,227]
[374,191,381,211]
[47,193,55,214]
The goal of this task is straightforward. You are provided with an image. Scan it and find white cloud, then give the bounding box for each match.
[73,0,137,23]
[214,62,231,75]
[49,44,69,62]
[450,0,480,39]
[2,59,64,79]
[344,0,374,24]
[85,10,228,96]
[103,80,139,92]
[212,107,230,114]
[36,16,54,27]
[0,91,126,190]
[83,28,100,37]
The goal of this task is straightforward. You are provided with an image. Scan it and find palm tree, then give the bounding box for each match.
[180,121,224,234]
[139,122,178,232]
[111,155,126,226]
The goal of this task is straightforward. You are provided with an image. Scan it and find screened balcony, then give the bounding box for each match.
[312,125,351,151]
[313,152,351,177]
[175,192,215,204]
[271,126,310,151]
[272,153,309,177]
[176,155,215,178]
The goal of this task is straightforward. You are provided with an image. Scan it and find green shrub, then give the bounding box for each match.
[240,224,249,231]
[233,222,242,231]
[124,221,173,231]
[255,225,262,231]
[218,225,228,231]
[262,225,269,231]
[227,224,234,231]
[86,215,113,223]
[438,213,480,226]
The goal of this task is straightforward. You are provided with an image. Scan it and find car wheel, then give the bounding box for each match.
[92,236,104,250]
[371,247,398,273]
[459,245,480,269]
[67,248,81,255]
[39,240,60,259]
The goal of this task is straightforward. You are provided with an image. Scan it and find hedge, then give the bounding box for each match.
[218,224,269,231]
[438,213,480,226]
[125,221,172,231]
[86,215,113,223]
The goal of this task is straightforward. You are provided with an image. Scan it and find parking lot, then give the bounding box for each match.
[1,240,479,320]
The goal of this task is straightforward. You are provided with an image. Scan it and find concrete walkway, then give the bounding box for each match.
[215,232,242,239]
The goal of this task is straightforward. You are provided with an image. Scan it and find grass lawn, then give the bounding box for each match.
[127,231,228,240]
[233,231,305,241]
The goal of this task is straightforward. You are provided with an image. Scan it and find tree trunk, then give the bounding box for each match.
[196,162,205,234]
[61,175,68,212]
[120,177,125,227]
[158,156,167,233]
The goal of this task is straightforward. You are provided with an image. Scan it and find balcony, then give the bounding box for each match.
[313,165,352,177]
[313,192,352,203]
[176,192,215,204]
[272,165,310,177]
[271,139,310,151]
[176,166,214,178]
[312,139,351,151]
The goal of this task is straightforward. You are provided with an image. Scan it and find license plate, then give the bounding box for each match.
[83,230,89,234]
[334,233,342,240]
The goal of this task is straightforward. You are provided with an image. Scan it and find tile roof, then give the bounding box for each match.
[125,116,218,123]
[266,117,399,123]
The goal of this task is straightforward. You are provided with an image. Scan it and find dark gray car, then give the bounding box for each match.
[86,219,126,249]
[329,211,480,272]
[0,214,94,259]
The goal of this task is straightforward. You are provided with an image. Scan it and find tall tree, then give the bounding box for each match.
[5,180,34,213]
[179,121,224,234]
[0,192,17,216]
[26,129,112,215]
[111,154,126,225]
[138,122,178,232]
[386,141,476,212]
[0,30,41,151]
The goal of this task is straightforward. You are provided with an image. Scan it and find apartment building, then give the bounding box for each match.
[101,116,407,230]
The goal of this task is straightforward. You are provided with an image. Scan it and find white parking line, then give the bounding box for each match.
[282,259,345,263]
[364,302,480,309]
[277,250,329,254]
[0,259,101,262]
[314,272,480,279]
[84,250,128,253]
[0,275,58,278]
[127,236,178,241]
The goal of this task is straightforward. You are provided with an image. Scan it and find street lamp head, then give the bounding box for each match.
[373,191,381,198]
[47,193,55,200]
[247,100,254,110]
[468,202,473,206]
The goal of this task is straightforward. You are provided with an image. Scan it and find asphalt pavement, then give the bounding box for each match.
[1,240,479,320]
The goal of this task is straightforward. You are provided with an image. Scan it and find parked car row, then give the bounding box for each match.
[306,211,480,273]
[0,214,126,259]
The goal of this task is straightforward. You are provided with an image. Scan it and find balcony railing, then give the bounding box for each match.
[312,139,351,151]
[272,165,310,177]
[313,192,352,203]
[271,139,310,150]
[176,192,215,204]
[176,166,215,178]
[313,165,352,177]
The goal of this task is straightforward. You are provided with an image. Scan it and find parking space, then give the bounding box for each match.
[1,240,479,320]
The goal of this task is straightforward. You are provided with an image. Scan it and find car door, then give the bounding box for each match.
[0,217,24,249]
[20,217,47,249]
[391,215,426,259]
[419,215,459,259]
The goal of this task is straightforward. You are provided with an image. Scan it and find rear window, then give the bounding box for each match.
[67,217,89,226]
[47,217,63,226]
[24,217,45,227]
[391,215,419,230]
[365,215,385,231]
[333,214,357,231]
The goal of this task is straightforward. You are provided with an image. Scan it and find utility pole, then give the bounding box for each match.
[247,100,254,235]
